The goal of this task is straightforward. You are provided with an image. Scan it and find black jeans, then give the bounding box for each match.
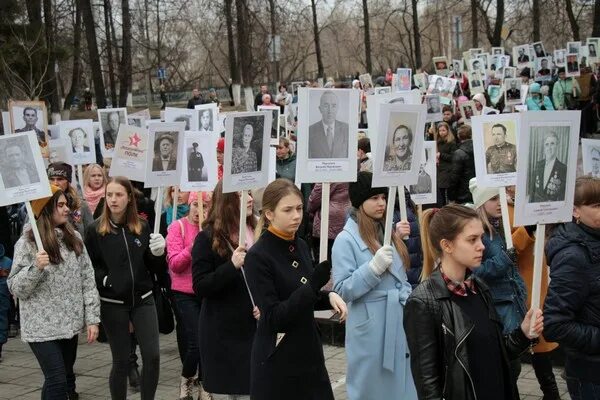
[29,335,78,400]
[173,291,202,378]
[101,297,160,400]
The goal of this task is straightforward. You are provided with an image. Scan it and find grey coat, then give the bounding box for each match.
[8,228,100,342]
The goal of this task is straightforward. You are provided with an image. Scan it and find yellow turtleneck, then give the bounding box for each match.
[267,225,295,241]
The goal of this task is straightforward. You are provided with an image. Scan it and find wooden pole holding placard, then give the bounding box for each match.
[383,186,397,246]
[499,189,514,249]
[77,165,84,195]
[238,190,248,247]
[153,187,163,234]
[24,202,44,251]
[529,223,545,338]
[319,183,331,263]
[397,186,409,240]
[197,192,204,228]
[172,187,179,224]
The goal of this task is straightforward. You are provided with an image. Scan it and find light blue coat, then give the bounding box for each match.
[332,218,417,400]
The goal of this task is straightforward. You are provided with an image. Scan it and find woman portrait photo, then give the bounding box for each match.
[384,124,413,172]
[69,128,90,154]
[231,123,258,174]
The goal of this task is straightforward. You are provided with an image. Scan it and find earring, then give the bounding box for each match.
[576,217,581,224]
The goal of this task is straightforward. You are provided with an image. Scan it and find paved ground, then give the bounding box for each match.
[0,331,570,399]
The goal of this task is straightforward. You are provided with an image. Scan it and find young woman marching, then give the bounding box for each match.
[331,171,417,400]
[82,163,108,215]
[85,176,167,400]
[8,186,100,399]
[192,181,259,399]
[404,204,543,400]
[244,178,347,400]
[167,191,212,400]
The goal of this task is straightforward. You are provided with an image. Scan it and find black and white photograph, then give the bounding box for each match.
[296,88,359,183]
[468,57,486,75]
[59,119,96,165]
[223,111,272,192]
[366,90,421,147]
[48,138,71,164]
[127,115,145,128]
[0,131,51,206]
[535,56,553,81]
[491,47,504,55]
[426,75,457,105]
[195,103,219,132]
[98,107,128,157]
[108,124,149,183]
[468,70,484,94]
[460,100,478,122]
[476,53,490,71]
[144,121,185,188]
[472,114,519,187]
[554,49,566,67]
[587,38,599,61]
[372,103,426,188]
[413,73,428,93]
[8,100,49,158]
[532,41,546,58]
[566,53,581,77]
[493,55,510,79]
[409,141,437,205]
[514,111,580,226]
[451,59,463,78]
[502,66,517,79]
[359,73,374,95]
[487,85,503,105]
[504,78,523,105]
[567,41,581,57]
[469,48,484,57]
[180,131,218,192]
[165,107,198,132]
[513,44,531,68]
[581,139,600,178]
[258,105,281,145]
[425,94,442,122]
[433,56,449,77]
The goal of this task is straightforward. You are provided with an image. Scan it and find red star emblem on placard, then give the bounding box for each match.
[129,133,141,147]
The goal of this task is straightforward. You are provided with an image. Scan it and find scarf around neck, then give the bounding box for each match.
[165,205,190,226]
[85,186,105,214]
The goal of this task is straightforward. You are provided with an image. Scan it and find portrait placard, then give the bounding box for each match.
[566,53,581,77]
[98,108,128,158]
[502,66,517,80]
[127,115,146,128]
[451,59,463,78]
[165,107,198,132]
[295,88,359,183]
[359,73,374,95]
[59,119,96,165]
[487,85,503,105]
[532,41,546,58]
[460,100,478,122]
[567,41,582,59]
[396,68,412,91]
[433,56,450,77]
[424,95,442,123]
[48,138,71,164]
[257,105,281,145]
[426,75,457,105]
[534,56,553,81]
[513,44,532,69]
[413,73,428,93]
[554,49,566,67]
[468,57,486,75]
[372,103,426,188]
[504,78,524,105]
[475,53,490,71]
[468,70,484,94]
[375,87,392,95]
[8,100,49,158]
[144,122,185,188]
[408,141,437,205]
[469,48,484,57]
[222,111,272,193]
[0,131,51,206]
[472,114,519,187]
[514,111,581,226]
[109,124,149,183]
[581,138,600,178]
[179,131,218,192]
[491,47,504,55]
[586,38,600,62]
[493,56,511,79]
[194,103,219,133]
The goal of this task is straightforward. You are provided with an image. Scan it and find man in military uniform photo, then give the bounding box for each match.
[485,123,517,174]
[188,142,205,181]
[15,107,46,146]
[530,132,567,202]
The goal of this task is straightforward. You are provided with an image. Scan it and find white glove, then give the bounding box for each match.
[369,245,393,276]
[149,233,166,256]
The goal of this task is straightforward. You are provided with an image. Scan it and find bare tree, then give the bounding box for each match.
[119,0,132,106]
[594,0,600,37]
[311,0,325,79]
[64,0,82,110]
[224,0,240,84]
[103,0,118,106]
[42,0,60,114]
[362,0,372,73]
[471,0,478,46]
[81,0,107,108]
[411,0,422,69]
[532,0,540,41]
[565,0,580,40]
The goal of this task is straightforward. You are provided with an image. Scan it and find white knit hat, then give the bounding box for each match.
[469,177,499,209]
[472,93,487,107]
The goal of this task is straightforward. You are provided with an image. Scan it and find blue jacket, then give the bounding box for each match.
[544,222,600,380]
[526,96,555,111]
[472,229,527,334]
[332,218,417,400]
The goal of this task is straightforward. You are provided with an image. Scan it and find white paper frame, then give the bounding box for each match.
[472,113,520,187]
[144,122,185,188]
[581,138,600,178]
[98,108,128,158]
[513,44,532,69]
[426,75,457,105]
[433,56,450,77]
[396,68,412,91]
[60,119,96,165]
[586,38,600,63]
[127,115,146,128]
[109,124,149,183]
[164,107,198,132]
[424,94,443,123]
[0,131,51,206]
[179,131,219,192]
[295,88,359,184]
[468,70,484,94]
[504,78,524,105]
[554,49,567,67]
[2,111,11,134]
[257,105,281,145]
[514,111,581,226]
[408,141,437,205]
[566,53,581,77]
[372,103,426,188]
[194,103,219,133]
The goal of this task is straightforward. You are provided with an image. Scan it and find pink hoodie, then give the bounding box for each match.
[166,217,200,294]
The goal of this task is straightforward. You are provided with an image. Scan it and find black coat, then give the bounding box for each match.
[448,139,475,204]
[437,140,458,189]
[544,222,600,382]
[192,229,256,395]
[244,230,334,400]
[404,269,532,400]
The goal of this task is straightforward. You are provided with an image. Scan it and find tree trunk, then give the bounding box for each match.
[224,0,240,84]
[64,1,82,110]
[491,0,504,46]
[81,0,107,108]
[594,0,600,37]
[235,0,252,86]
[42,0,60,113]
[268,0,280,82]
[118,0,131,107]
[310,0,325,79]
[103,0,117,107]
[411,0,422,69]
[362,0,372,73]
[532,0,540,41]
[156,0,162,83]
[471,0,478,47]
[565,0,580,41]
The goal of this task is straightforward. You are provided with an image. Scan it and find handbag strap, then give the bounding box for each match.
[178,219,185,240]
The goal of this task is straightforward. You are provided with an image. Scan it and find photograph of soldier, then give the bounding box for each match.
[1,137,40,188]
[13,106,47,146]
[514,45,530,66]
[528,130,568,203]
[433,57,449,76]
[533,42,546,58]
[429,77,444,94]
[461,103,475,120]
[503,67,517,79]
[485,123,517,173]
[535,57,552,81]
[469,71,483,91]
[409,149,432,194]
[504,79,522,104]
[476,53,489,70]
[426,95,441,114]
[566,54,580,76]
[492,47,504,55]
[187,142,206,181]
[152,132,177,172]
[383,124,413,172]
[308,90,349,159]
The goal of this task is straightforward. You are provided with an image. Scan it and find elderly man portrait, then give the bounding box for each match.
[152,133,177,171]
[530,132,567,202]
[103,111,121,148]
[15,107,46,146]
[308,91,349,159]
[2,140,40,188]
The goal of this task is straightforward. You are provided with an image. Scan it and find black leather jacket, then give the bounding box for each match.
[404,269,532,400]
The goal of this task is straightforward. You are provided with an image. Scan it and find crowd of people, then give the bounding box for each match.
[1,42,600,400]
